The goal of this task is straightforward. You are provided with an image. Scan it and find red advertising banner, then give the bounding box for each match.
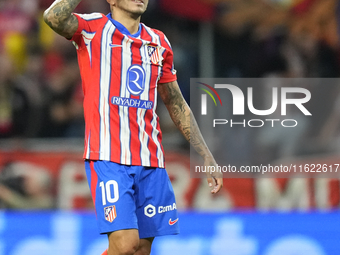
[0,147,339,211]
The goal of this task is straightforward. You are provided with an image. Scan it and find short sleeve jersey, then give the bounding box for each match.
[71,13,177,168]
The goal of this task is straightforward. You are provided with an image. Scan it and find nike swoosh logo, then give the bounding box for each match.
[109,43,123,48]
[169,218,179,225]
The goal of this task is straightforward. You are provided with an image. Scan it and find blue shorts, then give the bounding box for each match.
[85,160,180,239]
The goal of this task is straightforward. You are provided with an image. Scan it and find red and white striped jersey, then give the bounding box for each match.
[71,13,177,168]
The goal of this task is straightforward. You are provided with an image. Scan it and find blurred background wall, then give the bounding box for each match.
[0,0,340,254]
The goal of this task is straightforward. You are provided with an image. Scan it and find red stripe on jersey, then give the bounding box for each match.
[156,117,165,166]
[109,30,124,162]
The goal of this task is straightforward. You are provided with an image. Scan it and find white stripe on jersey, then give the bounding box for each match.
[81,31,96,65]
[143,26,164,167]
[85,130,91,158]
[76,13,103,21]
[119,36,133,165]
[163,34,172,49]
[99,22,116,160]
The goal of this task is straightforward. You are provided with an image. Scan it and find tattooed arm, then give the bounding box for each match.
[158,81,223,194]
[43,0,82,39]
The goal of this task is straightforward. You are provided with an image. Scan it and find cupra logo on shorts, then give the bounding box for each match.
[144,203,177,218]
[144,204,156,218]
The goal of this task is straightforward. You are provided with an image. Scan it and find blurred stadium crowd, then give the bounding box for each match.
[0,0,340,210]
[0,0,339,138]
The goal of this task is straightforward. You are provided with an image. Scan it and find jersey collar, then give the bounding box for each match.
[106,13,141,38]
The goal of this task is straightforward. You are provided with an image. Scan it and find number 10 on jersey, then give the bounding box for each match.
[99,181,119,206]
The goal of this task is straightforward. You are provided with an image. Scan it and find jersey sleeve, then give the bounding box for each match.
[70,13,105,46]
[158,34,177,84]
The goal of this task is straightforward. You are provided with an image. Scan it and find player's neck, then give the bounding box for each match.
[110,11,141,35]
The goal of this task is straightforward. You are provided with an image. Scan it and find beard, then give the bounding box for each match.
[115,0,148,18]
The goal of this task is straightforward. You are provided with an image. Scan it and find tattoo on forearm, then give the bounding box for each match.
[160,82,210,157]
[44,0,81,38]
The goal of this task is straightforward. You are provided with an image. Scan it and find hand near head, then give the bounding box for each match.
[204,156,223,194]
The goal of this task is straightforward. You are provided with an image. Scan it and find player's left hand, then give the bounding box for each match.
[204,156,223,194]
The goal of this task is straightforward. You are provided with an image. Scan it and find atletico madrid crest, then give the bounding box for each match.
[104,205,117,223]
[147,45,163,65]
